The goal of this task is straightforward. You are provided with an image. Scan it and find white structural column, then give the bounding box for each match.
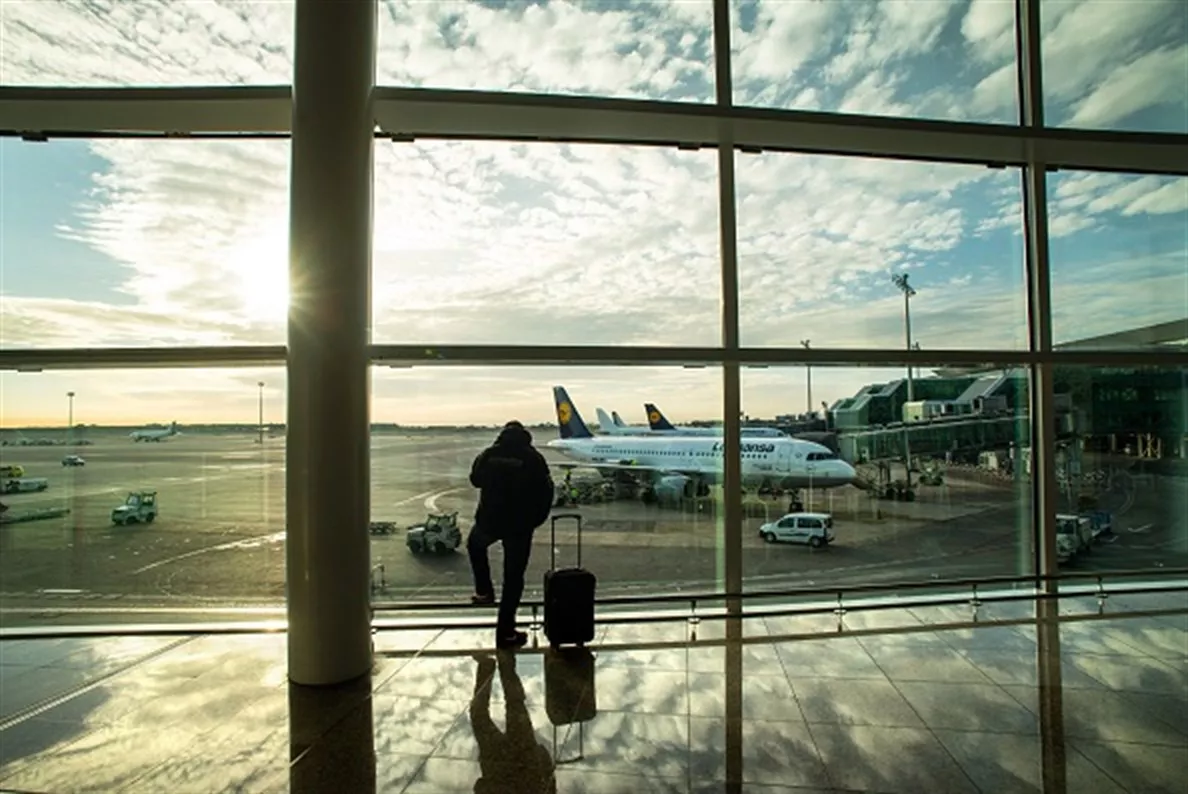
[286,0,376,686]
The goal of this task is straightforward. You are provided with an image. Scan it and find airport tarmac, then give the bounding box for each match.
[1,431,1185,627]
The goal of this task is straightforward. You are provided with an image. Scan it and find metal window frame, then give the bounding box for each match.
[1,0,1186,617]
[1,346,1185,371]
[2,86,1184,175]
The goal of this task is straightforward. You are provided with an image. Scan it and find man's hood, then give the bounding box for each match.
[495,423,533,448]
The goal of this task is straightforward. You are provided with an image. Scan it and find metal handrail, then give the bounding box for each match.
[369,566,1188,612]
[1,576,1183,641]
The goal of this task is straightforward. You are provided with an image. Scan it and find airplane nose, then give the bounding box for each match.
[839,461,857,482]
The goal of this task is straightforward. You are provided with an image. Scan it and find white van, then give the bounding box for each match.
[758,512,834,548]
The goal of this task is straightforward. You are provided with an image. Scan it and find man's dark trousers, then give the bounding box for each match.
[468,524,534,636]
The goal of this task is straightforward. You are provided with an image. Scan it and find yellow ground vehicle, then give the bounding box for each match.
[0,465,26,478]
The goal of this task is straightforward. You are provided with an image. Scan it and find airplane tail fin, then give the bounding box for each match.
[554,387,593,439]
[595,407,617,434]
[612,411,627,427]
[644,402,677,431]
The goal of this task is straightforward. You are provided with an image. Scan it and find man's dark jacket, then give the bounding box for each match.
[469,424,554,536]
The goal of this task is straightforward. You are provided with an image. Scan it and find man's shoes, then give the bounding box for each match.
[495,630,528,650]
[470,593,496,606]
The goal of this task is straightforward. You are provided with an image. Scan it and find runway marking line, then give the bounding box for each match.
[129,488,455,576]
[424,488,463,512]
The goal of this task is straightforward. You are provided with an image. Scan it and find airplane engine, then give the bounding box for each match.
[655,475,709,500]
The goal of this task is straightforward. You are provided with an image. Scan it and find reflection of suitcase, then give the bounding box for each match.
[542,513,596,649]
[545,647,596,726]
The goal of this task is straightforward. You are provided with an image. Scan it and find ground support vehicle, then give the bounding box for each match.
[2,477,48,494]
[1055,513,1094,563]
[406,512,463,555]
[112,491,158,525]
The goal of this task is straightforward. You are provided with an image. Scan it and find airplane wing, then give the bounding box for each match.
[552,460,701,478]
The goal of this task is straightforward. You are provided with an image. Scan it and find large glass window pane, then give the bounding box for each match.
[731,0,1020,123]
[1048,365,1188,575]
[741,364,1034,592]
[1040,0,1187,133]
[0,1,294,86]
[0,138,289,349]
[0,367,285,630]
[368,365,724,604]
[1048,172,1187,351]
[737,152,1028,350]
[376,0,715,102]
[373,142,721,347]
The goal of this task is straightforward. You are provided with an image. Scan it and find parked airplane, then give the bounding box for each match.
[597,405,788,439]
[595,408,631,435]
[130,421,180,442]
[548,387,854,500]
[644,403,789,438]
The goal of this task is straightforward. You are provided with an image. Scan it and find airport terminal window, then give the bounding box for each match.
[1039,0,1188,134]
[1044,365,1188,577]
[0,367,286,630]
[735,152,1028,351]
[740,364,1034,592]
[1047,172,1187,351]
[730,0,1020,124]
[0,138,291,349]
[372,141,721,347]
[376,0,714,103]
[367,365,726,603]
[0,1,295,87]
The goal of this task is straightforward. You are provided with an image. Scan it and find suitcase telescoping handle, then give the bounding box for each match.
[550,512,582,570]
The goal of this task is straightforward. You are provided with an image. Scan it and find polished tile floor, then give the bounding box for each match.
[0,592,1185,793]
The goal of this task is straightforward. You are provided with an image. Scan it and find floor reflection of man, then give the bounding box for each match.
[471,652,557,794]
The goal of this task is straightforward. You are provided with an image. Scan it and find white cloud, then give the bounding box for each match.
[1,0,1184,425]
[962,0,1015,63]
[1050,173,1188,225]
[0,0,295,85]
[732,0,837,82]
[1068,44,1188,130]
[1041,0,1186,129]
[377,0,714,101]
[968,62,1017,118]
[1124,181,1188,216]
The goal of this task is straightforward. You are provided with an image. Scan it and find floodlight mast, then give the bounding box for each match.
[800,339,812,415]
[66,391,75,447]
[891,273,918,487]
[891,273,917,403]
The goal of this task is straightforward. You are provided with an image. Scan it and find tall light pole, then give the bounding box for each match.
[66,391,75,446]
[800,339,812,416]
[909,340,921,392]
[257,381,265,445]
[891,273,917,403]
[892,273,918,486]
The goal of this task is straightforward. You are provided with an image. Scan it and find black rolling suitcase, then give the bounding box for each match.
[542,513,596,649]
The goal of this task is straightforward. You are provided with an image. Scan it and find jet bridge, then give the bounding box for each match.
[839,414,1031,464]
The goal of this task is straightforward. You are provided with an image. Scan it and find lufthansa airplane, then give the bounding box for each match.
[595,405,787,439]
[548,387,854,498]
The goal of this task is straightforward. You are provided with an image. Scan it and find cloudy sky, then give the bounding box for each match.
[1,0,1185,426]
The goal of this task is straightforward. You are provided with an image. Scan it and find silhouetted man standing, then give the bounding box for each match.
[468,420,554,649]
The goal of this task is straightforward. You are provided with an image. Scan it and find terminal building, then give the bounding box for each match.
[821,319,1188,467]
